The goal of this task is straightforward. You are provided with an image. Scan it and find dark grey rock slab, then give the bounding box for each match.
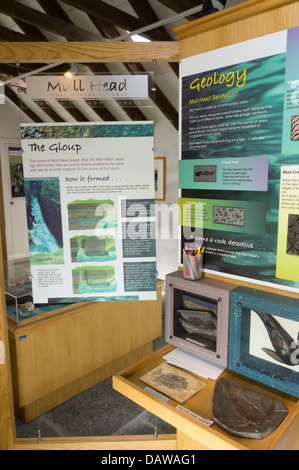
[212,377,289,439]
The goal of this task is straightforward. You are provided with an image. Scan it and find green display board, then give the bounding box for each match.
[180,27,299,292]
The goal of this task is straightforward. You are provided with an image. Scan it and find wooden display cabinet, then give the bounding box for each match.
[113,344,299,450]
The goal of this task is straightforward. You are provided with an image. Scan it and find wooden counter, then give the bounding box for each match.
[113,344,299,450]
[8,279,164,422]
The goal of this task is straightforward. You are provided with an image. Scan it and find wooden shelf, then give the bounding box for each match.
[113,344,299,450]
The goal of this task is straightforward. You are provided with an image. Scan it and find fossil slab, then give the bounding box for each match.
[212,378,289,439]
[140,362,206,404]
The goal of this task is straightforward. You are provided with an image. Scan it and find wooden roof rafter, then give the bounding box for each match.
[0,0,106,42]
[58,0,170,42]
[0,0,188,128]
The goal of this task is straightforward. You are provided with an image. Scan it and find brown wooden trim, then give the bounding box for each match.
[0,160,7,264]
[9,434,177,450]
[174,0,297,40]
[0,234,16,450]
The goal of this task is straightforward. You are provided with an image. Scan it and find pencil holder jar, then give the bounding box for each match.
[183,252,203,280]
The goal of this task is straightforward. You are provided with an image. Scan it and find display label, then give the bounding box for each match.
[276,165,299,282]
[0,340,4,364]
[176,405,213,426]
[179,156,269,191]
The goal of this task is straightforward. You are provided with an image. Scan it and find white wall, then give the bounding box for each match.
[153,110,180,280]
[0,99,33,261]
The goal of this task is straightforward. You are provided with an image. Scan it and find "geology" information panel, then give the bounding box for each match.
[180,27,299,292]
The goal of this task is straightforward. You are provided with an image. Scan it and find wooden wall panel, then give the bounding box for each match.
[0,235,15,450]
[0,41,180,63]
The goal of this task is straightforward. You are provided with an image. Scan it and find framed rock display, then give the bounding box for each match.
[165,270,237,367]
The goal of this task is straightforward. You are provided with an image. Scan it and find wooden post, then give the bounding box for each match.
[0,234,15,450]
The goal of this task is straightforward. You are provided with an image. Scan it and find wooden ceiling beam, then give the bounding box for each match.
[129,0,162,26]
[0,25,34,42]
[89,19,119,41]
[33,100,65,122]
[59,0,169,41]
[126,0,171,42]
[36,0,74,24]
[157,0,199,13]
[14,20,48,41]
[5,86,43,122]
[0,41,180,63]
[60,0,139,30]
[157,0,203,20]
[84,100,118,122]
[57,100,89,121]
[128,0,179,77]
[124,62,178,130]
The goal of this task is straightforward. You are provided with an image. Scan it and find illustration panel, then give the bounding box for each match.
[180,27,299,292]
[229,286,299,397]
[70,235,116,262]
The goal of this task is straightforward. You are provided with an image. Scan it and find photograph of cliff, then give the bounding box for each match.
[24,178,64,265]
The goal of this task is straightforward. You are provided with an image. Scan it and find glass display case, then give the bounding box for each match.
[4,258,71,325]
[4,258,33,324]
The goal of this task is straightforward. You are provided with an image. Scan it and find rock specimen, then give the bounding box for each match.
[212,377,289,439]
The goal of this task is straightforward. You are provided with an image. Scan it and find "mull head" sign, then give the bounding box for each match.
[26,75,148,100]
